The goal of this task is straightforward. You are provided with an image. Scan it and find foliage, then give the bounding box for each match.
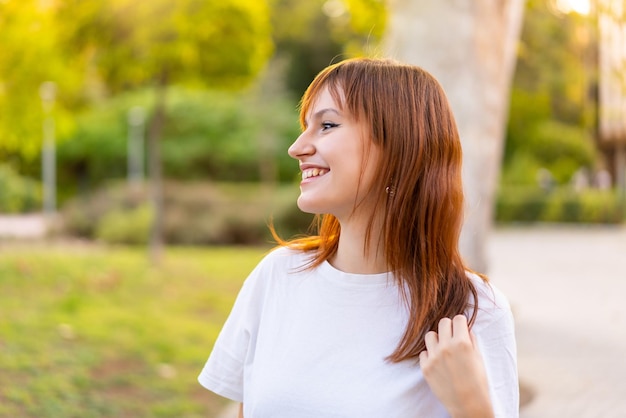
[95,204,153,245]
[0,0,273,160]
[51,87,300,199]
[269,0,387,96]
[504,0,598,189]
[0,243,267,417]
[501,118,596,186]
[528,120,596,182]
[55,0,276,253]
[512,0,592,125]
[56,0,273,92]
[0,0,78,159]
[496,187,624,224]
[161,87,299,182]
[0,164,41,213]
[0,0,387,192]
[60,182,313,246]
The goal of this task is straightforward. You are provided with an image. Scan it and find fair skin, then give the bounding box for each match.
[419,315,495,418]
[287,86,386,273]
[238,87,493,417]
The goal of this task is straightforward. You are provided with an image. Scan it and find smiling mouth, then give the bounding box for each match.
[301,168,329,180]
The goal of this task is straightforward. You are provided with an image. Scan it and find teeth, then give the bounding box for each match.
[302,168,328,180]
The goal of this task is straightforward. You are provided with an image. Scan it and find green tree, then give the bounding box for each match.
[512,0,592,125]
[0,0,78,161]
[269,0,386,96]
[503,0,598,186]
[54,87,301,194]
[57,0,273,262]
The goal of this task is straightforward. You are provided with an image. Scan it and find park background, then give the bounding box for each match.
[1,0,625,417]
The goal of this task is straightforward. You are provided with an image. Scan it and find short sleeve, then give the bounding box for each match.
[198,261,266,402]
[471,284,519,418]
[477,310,518,417]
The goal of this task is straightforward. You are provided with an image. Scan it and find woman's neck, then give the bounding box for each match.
[330,219,387,274]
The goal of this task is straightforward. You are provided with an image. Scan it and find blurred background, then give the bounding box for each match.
[0,0,625,417]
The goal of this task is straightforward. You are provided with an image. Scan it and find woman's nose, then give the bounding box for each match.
[288,131,315,159]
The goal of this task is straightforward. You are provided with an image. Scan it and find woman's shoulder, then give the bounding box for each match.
[244,246,315,287]
[236,246,314,301]
[465,271,514,333]
[258,245,313,269]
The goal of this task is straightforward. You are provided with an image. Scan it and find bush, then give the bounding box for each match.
[527,121,596,184]
[61,182,148,238]
[499,153,544,187]
[60,181,313,245]
[0,164,42,213]
[495,187,548,223]
[95,204,153,245]
[504,81,597,189]
[496,186,624,224]
[503,120,596,188]
[55,87,301,199]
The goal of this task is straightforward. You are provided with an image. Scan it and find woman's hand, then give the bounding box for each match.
[419,315,494,418]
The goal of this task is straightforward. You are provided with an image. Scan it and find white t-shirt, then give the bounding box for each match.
[198,247,519,417]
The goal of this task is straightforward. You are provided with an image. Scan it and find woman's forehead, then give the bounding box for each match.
[310,88,340,110]
[302,85,346,120]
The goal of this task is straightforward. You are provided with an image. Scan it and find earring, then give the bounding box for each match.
[385,185,395,197]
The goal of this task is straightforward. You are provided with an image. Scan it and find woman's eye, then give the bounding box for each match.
[321,122,339,131]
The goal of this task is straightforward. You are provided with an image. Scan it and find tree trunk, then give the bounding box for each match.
[148,78,167,265]
[384,0,525,272]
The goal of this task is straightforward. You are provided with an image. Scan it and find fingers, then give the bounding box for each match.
[438,317,453,340]
[419,318,493,418]
[435,314,469,340]
[420,315,476,384]
[423,315,471,356]
[424,330,439,352]
[451,314,470,340]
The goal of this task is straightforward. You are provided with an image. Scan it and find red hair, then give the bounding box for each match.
[273,58,481,362]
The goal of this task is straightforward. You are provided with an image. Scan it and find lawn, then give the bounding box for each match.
[0,242,269,417]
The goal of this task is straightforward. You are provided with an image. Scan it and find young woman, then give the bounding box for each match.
[199,58,519,417]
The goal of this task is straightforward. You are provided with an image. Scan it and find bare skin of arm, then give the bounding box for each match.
[419,315,495,418]
[238,403,243,418]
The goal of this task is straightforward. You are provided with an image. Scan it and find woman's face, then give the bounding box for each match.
[288,86,380,221]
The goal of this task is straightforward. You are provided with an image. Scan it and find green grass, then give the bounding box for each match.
[0,242,269,417]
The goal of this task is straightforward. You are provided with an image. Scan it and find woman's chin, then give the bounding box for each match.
[296,196,323,215]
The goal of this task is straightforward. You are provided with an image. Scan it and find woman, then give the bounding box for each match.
[199,58,518,417]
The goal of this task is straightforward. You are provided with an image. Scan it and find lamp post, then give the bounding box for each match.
[39,81,57,217]
[127,106,146,188]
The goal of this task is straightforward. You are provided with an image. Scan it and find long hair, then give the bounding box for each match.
[273,57,480,362]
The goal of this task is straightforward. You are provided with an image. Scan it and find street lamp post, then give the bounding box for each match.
[127,106,146,188]
[39,81,57,218]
